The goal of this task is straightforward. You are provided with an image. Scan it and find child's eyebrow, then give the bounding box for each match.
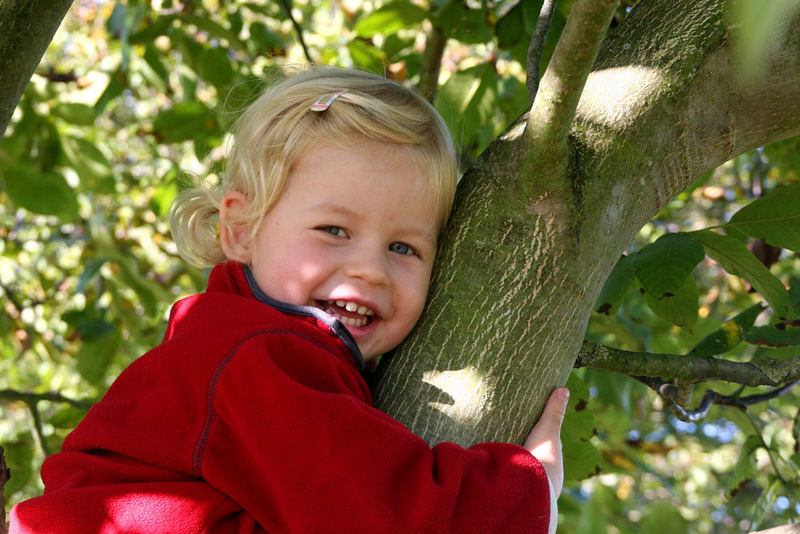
[311,202,361,219]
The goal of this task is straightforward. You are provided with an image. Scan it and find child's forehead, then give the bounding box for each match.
[284,142,444,224]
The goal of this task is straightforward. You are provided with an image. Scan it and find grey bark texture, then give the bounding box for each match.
[372,0,800,447]
[0,0,75,137]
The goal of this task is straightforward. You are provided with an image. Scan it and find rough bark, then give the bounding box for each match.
[372,0,800,447]
[0,0,74,137]
[0,446,9,534]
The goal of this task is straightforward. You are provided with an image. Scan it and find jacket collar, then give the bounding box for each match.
[241,264,366,371]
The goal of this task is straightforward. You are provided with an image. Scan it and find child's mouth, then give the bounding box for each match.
[317,300,376,328]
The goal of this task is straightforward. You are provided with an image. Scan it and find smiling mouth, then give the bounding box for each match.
[317,300,376,328]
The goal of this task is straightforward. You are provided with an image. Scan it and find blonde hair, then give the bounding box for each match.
[169,67,458,267]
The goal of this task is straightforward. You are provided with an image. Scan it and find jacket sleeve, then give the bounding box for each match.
[196,330,553,534]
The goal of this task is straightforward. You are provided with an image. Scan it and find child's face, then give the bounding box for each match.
[238,142,440,360]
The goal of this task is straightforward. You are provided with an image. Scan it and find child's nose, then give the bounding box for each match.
[344,246,389,286]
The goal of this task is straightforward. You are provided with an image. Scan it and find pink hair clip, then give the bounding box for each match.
[310,90,348,112]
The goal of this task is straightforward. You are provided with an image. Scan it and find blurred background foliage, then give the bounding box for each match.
[1,0,799,532]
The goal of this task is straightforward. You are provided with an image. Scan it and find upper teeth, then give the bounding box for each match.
[335,300,374,316]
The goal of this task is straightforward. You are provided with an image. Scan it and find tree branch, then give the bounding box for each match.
[277,0,314,64]
[526,0,557,103]
[526,0,618,148]
[576,340,800,387]
[0,389,93,410]
[419,24,446,104]
[0,0,75,137]
[634,375,799,422]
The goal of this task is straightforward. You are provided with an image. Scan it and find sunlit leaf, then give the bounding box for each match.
[60,136,115,194]
[355,2,426,38]
[727,183,800,251]
[2,165,79,221]
[50,103,98,126]
[690,304,764,356]
[435,63,497,153]
[346,39,387,74]
[635,232,705,299]
[694,229,793,318]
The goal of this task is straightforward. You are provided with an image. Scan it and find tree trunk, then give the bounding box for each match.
[0,0,74,137]
[372,0,800,447]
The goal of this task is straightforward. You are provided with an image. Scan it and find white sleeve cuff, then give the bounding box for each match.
[547,475,558,534]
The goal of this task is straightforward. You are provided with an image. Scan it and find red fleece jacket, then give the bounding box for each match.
[10,262,552,533]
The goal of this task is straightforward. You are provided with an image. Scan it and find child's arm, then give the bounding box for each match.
[196,332,563,533]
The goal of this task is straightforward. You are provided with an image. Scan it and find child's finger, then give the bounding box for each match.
[540,387,569,435]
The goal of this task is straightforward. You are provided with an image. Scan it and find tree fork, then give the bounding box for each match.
[0,0,74,137]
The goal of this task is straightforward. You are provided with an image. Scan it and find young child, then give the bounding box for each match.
[10,67,568,533]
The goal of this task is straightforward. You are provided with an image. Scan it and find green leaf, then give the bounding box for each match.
[2,434,35,495]
[743,323,800,347]
[60,136,115,194]
[635,232,705,299]
[640,501,689,534]
[562,373,602,481]
[50,102,98,126]
[249,22,285,54]
[763,135,800,176]
[641,274,699,332]
[435,63,497,153]
[435,2,491,44]
[200,47,237,92]
[151,172,179,216]
[94,66,126,114]
[694,229,793,318]
[690,303,764,356]
[346,39,387,74]
[153,102,218,143]
[726,435,761,496]
[727,183,800,251]
[75,322,122,384]
[2,165,79,221]
[355,2,426,37]
[143,45,170,84]
[496,4,526,49]
[595,254,637,315]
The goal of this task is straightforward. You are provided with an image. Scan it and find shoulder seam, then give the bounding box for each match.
[190,328,346,477]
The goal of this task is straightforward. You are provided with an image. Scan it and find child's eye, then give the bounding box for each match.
[389,242,417,256]
[318,226,347,238]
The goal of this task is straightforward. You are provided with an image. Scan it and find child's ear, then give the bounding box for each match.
[219,191,253,263]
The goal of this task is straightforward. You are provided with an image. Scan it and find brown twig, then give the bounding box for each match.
[277,0,313,64]
[526,0,557,102]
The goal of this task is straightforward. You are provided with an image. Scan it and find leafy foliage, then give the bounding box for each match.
[1,0,799,532]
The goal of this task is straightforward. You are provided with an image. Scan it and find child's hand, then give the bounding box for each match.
[523,387,569,496]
